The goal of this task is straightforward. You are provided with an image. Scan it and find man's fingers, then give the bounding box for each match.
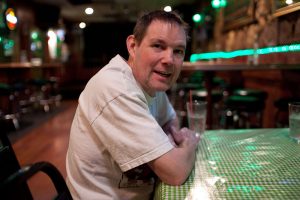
[170,126,177,134]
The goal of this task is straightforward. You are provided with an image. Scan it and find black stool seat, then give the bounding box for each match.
[47,77,62,107]
[0,83,11,95]
[191,89,223,102]
[233,89,268,99]
[223,88,268,129]
[226,95,265,111]
[28,78,59,112]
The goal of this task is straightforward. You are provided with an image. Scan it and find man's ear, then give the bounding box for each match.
[126,35,136,57]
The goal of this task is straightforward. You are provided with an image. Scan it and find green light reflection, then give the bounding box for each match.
[227,185,264,193]
[245,145,256,151]
[190,43,300,61]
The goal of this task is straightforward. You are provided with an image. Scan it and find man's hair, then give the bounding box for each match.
[133,10,190,45]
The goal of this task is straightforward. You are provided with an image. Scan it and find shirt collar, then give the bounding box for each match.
[143,90,156,106]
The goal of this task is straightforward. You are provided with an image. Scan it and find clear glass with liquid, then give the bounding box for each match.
[186,101,207,136]
[289,102,300,140]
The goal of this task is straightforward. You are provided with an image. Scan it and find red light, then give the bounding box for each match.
[5,8,17,30]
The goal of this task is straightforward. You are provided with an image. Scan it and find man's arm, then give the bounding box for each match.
[162,115,180,134]
[162,116,180,146]
[148,127,200,186]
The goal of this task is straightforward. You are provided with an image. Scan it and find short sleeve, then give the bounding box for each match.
[91,93,174,172]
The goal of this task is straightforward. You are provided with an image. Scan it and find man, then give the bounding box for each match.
[66,10,200,199]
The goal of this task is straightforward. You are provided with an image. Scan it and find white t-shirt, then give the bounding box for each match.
[66,55,175,200]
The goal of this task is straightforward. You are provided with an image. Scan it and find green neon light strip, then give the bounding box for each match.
[190,43,300,62]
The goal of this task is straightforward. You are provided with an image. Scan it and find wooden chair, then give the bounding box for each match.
[0,124,72,200]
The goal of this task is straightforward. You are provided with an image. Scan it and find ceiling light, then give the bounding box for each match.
[164,6,172,12]
[79,22,86,29]
[85,7,94,15]
[286,0,293,5]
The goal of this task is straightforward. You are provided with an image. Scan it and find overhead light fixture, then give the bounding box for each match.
[79,22,86,29]
[85,7,94,15]
[164,6,172,12]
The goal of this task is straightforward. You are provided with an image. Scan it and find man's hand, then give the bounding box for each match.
[170,127,200,149]
[148,126,201,186]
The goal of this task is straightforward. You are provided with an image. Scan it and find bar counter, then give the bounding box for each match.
[0,62,64,83]
[180,62,300,128]
[0,62,63,69]
[154,128,300,199]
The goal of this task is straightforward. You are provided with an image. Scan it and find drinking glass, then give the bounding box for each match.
[186,100,207,136]
[289,102,300,141]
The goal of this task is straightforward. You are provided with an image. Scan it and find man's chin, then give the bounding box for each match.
[154,85,171,92]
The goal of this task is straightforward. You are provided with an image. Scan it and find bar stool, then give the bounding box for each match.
[222,89,268,128]
[28,78,54,112]
[47,76,62,107]
[191,89,224,129]
[12,81,34,115]
[0,83,20,131]
[171,82,203,128]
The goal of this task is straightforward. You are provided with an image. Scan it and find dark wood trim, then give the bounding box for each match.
[272,2,300,18]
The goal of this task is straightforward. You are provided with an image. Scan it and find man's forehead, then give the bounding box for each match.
[145,21,187,43]
[146,20,187,39]
[148,20,182,29]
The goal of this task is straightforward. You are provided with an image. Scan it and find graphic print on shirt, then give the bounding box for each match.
[118,164,156,188]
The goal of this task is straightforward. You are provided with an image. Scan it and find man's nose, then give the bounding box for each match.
[162,49,174,64]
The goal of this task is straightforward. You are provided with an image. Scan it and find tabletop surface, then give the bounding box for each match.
[154,128,300,200]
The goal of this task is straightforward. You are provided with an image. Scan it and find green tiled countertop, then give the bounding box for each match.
[154,128,300,200]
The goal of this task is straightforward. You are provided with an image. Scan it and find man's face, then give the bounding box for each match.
[127,20,187,96]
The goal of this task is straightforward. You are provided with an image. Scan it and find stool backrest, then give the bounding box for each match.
[0,127,33,199]
[0,123,72,200]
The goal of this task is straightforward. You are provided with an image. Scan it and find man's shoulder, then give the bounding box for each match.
[97,55,131,82]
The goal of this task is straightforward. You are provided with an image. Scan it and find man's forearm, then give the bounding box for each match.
[148,128,199,186]
[162,117,179,134]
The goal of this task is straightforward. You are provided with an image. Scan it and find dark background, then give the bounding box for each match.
[83,22,135,68]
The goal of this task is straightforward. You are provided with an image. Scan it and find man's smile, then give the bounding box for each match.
[154,70,172,77]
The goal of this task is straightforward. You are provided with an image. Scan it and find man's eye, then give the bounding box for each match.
[152,44,163,49]
[174,49,185,55]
